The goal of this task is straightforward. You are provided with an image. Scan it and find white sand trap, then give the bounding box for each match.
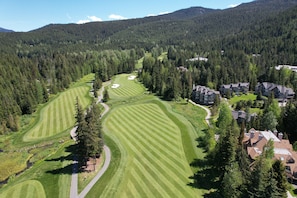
[128,75,136,80]
[111,84,120,89]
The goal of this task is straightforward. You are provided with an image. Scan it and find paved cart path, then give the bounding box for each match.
[70,82,111,198]
[189,100,211,126]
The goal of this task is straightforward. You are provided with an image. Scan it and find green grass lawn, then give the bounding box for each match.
[0,141,73,198]
[228,93,263,115]
[0,73,208,198]
[108,74,145,100]
[102,102,199,197]
[169,101,208,164]
[87,74,204,197]
[23,77,92,142]
[0,74,94,197]
[228,93,257,105]
[0,180,46,198]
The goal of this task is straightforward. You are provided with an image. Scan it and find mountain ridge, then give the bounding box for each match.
[1,0,297,52]
[0,27,13,32]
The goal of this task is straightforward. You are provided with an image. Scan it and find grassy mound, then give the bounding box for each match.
[0,180,46,198]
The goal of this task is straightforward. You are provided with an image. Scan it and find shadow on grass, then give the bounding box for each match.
[195,129,209,152]
[45,144,76,162]
[45,144,83,175]
[188,158,221,197]
[188,136,222,198]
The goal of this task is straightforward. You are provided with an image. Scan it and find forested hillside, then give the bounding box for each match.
[1,0,297,134]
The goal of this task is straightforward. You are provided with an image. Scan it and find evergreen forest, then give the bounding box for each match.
[1,0,297,197]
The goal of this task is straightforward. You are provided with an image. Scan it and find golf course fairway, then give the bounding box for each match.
[89,74,200,197]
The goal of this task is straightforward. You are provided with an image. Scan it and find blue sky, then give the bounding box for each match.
[1,0,253,32]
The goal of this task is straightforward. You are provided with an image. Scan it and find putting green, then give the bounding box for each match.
[23,84,91,141]
[0,180,46,198]
[109,74,144,99]
[101,102,198,197]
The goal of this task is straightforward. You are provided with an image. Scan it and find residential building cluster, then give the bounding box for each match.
[191,85,220,105]
[219,82,250,96]
[243,128,297,180]
[192,81,295,105]
[255,82,295,101]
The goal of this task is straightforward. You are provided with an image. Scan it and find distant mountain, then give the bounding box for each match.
[1,0,297,52]
[155,7,216,20]
[0,27,13,32]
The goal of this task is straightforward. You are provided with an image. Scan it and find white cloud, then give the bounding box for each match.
[108,14,127,20]
[77,19,90,24]
[88,16,102,22]
[147,14,156,17]
[77,16,102,24]
[146,11,170,17]
[159,11,170,15]
[228,3,240,8]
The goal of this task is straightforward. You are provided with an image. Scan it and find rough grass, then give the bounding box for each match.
[0,152,31,182]
[108,74,145,99]
[101,102,199,197]
[23,84,91,142]
[169,101,208,164]
[0,180,46,198]
[0,141,73,198]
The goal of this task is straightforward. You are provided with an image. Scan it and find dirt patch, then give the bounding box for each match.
[82,157,102,173]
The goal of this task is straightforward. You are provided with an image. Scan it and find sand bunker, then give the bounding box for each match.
[128,75,136,80]
[111,84,120,89]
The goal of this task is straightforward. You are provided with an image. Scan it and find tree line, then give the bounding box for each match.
[0,49,141,134]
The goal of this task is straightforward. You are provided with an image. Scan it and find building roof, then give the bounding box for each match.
[193,85,219,95]
[261,131,280,142]
[245,129,297,176]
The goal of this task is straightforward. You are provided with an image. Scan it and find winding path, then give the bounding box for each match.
[189,100,211,126]
[70,82,111,198]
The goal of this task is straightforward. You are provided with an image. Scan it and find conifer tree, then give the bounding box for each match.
[221,162,243,198]
[75,100,104,170]
[216,103,233,131]
[103,89,109,103]
[271,160,288,197]
[75,98,88,166]
[213,121,238,179]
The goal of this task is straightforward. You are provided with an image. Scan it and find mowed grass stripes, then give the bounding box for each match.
[104,103,197,197]
[0,180,46,198]
[23,85,91,141]
[109,74,144,98]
